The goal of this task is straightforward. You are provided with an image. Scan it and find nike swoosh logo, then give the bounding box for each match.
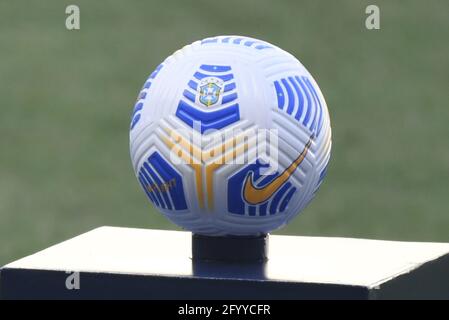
[243,137,313,205]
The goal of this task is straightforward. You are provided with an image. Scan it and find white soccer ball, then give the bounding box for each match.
[129,36,332,236]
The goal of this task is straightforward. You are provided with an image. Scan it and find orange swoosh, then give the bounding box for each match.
[243,138,312,205]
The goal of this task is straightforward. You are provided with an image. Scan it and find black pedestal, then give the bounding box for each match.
[192,233,268,262]
[2,226,449,299]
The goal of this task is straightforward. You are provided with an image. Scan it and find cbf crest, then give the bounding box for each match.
[198,78,223,107]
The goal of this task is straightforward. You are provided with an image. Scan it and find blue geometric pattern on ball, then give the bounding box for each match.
[200,65,231,72]
[193,72,234,82]
[201,36,273,50]
[138,152,187,211]
[130,63,164,130]
[176,100,240,134]
[176,64,240,133]
[274,75,324,137]
[227,160,297,216]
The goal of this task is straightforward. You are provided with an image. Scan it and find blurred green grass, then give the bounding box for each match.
[1,0,449,265]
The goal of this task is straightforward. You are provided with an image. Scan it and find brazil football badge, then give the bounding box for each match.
[198,77,223,107]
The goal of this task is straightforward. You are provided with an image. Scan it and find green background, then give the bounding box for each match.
[1,0,448,265]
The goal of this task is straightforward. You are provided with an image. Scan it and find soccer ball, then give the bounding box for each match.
[129,36,331,236]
